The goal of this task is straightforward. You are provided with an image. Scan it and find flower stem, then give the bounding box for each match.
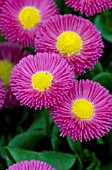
[44,108,51,138]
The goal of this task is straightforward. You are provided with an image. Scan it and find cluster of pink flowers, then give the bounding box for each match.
[0,2,112,170]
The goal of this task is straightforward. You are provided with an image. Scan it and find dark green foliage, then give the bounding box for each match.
[4,147,76,170]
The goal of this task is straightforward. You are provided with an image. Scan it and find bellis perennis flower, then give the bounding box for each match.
[0,0,58,46]
[10,52,74,109]
[51,80,112,142]
[35,14,104,76]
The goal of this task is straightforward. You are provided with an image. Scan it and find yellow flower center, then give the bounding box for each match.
[0,60,14,87]
[56,31,83,56]
[72,99,94,120]
[32,71,53,91]
[18,7,41,29]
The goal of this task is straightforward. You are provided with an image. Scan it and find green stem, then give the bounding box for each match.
[44,108,51,138]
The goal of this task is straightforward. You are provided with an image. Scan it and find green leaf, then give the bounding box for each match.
[92,72,112,91]
[24,46,35,55]
[5,147,76,170]
[86,162,97,170]
[94,11,112,43]
[4,148,15,167]
[17,108,29,126]
[63,3,75,14]
[86,162,100,170]
[0,135,6,159]
[5,156,14,167]
[84,149,91,158]
[96,138,104,145]
[67,136,83,170]
[107,61,112,73]
[51,125,61,150]
[28,110,46,131]
[85,153,100,170]
[83,61,103,80]
[54,0,64,8]
[101,163,112,170]
[54,0,75,14]
[8,130,46,149]
[94,62,103,74]
[0,32,6,42]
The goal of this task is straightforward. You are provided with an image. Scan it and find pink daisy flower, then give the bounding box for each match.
[35,14,104,76]
[0,79,4,109]
[65,0,112,16]
[50,80,112,142]
[0,42,28,108]
[6,160,56,170]
[0,0,58,46]
[10,52,74,109]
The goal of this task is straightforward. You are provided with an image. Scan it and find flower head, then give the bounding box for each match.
[65,0,112,16]
[10,52,74,109]
[0,0,58,46]
[35,14,104,76]
[0,79,4,109]
[6,160,56,170]
[50,80,112,142]
[0,42,28,108]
